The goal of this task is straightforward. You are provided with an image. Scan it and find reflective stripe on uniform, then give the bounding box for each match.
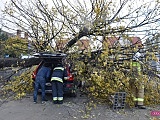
[51,77,63,83]
[133,97,144,102]
[132,62,141,72]
[53,97,58,101]
[64,77,68,80]
[132,62,141,67]
[58,97,63,101]
[54,67,64,71]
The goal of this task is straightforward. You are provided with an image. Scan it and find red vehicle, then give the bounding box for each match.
[32,52,76,97]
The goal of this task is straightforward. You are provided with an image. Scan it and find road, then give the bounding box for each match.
[0,92,160,120]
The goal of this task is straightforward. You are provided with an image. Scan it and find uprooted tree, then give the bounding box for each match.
[1,0,160,106]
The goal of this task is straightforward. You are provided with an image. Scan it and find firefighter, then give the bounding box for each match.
[51,63,68,104]
[131,52,146,109]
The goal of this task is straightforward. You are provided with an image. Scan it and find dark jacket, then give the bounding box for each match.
[36,66,51,80]
[51,65,68,83]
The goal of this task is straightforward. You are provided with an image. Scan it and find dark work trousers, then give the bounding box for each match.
[33,76,46,102]
[51,81,64,102]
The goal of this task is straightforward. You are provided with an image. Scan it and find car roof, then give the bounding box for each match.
[33,52,67,58]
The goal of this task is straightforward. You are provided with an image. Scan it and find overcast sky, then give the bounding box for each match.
[0,0,7,29]
[0,0,6,14]
[0,0,159,39]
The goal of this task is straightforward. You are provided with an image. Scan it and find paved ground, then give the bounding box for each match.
[0,93,160,120]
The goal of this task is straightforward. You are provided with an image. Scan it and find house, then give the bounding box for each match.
[103,36,143,48]
[102,36,143,62]
[55,38,90,52]
[75,38,90,51]
[16,30,28,39]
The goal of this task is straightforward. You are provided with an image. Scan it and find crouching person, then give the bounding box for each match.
[51,63,68,104]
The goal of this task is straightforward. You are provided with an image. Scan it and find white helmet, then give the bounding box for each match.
[133,52,142,61]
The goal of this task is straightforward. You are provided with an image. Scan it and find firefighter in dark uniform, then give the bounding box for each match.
[131,52,146,109]
[51,63,68,104]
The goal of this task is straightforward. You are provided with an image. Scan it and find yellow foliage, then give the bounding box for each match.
[3,66,35,99]
[71,48,160,107]
[4,37,28,57]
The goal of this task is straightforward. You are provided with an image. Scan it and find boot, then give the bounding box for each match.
[58,100,63,104]
[53,100,58,104]
[137,105,146,109]
[135,104,146,109]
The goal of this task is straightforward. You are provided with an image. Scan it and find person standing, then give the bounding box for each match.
[51,63,68,104]
[33,63,51,104]
[130,52,146,109]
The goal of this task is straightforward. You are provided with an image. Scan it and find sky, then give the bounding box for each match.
[0,0,3,15]
[0,0,5,10]
[0,0,6,15]
[0,0,159,40]
[0,0,53,32]
[0,0,8,29]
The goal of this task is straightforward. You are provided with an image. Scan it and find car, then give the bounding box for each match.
[31,52,77,97]
[21,55,34,59]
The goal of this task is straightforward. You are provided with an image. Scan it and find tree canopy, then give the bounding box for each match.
[4,37,28,57]
[1,0,160,52]
[0,29,8,41]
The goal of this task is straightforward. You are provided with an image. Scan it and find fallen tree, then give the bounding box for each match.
[0,58,41,68]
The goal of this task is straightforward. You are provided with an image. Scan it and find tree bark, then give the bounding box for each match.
[0,58,41,68]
